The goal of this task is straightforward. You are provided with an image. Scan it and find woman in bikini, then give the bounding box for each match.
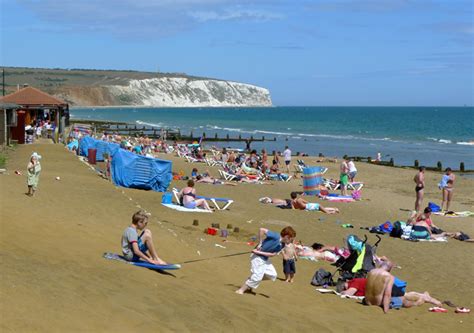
[413,166,425,212]
[178,180,213,211]
[439,168,455,212]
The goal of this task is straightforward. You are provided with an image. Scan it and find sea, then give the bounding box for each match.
[70,106,474,170]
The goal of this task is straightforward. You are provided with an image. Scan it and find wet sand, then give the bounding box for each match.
[1,143,473,332]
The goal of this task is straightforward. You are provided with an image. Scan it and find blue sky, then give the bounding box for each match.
[1,0,472,106]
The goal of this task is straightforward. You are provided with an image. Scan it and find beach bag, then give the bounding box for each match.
[351,190,361,200]
[390,221,406,238]
[311,268,334,286]
[346,235,364,252]
[401,225,413,239]
[428,202,441,212]
[394,277,407,294]
[161,192,172,204]
[378,221,393,233]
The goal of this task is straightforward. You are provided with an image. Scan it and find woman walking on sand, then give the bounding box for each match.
[27,152,42,197]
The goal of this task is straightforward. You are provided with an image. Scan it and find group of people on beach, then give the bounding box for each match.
[29,130,468,315]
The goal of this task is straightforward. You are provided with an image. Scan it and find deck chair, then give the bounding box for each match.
[347,182,364,191]
[205,157,218,167]
[322,178,338,190]
[333,181,364,191]
[294,159,307,173]
[185,155,203,163]
[218,169,237,181]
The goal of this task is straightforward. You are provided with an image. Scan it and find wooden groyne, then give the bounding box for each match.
[344,155,473,173]
[71,120,276,149]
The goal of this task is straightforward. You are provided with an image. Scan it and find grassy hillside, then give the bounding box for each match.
[1,66,216,95]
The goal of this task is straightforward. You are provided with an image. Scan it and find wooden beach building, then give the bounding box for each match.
[0,102,19,146]
[0,86,69,144]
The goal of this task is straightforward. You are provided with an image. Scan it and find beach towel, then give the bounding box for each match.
[320,196,355,203]
[315,288,365,300]
[161,203,212,213]
[401,235,448,242]
[433,211,474,218]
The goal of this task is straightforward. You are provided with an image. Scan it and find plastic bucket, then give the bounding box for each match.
[161,192,172,204]
[88,148,97,165]
[302,166,324,195]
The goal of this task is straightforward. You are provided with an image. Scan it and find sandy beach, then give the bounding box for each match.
[1,141,473,332]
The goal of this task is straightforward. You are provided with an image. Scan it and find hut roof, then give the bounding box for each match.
[0,86,67,107]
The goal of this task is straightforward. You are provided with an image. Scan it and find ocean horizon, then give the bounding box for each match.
[70,106,474,170]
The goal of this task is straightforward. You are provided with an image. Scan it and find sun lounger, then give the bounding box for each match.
[267,173,293,182]
[324,179,363,191]
[218,169,237,181]
[205,157,218,166]
[184,155,204,163]
[162,203,212,213]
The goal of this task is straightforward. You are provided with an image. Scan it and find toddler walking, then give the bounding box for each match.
[282,242,297,283]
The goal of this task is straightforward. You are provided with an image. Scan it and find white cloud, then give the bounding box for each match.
[189,8,283,22]
[15,0,284,39]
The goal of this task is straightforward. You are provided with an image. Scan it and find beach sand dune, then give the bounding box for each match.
[1,144,473,332]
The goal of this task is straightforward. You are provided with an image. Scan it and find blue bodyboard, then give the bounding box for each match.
[103,252,181,270]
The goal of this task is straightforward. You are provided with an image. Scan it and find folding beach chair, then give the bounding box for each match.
[205,157,218,167]
[294,159,307,173]
[332,181,364,191]
[185,155,204,163]
[218,169,237,181]
[322,178,338,190]
[347,182,364,191]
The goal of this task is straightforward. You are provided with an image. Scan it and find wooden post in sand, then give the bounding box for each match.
[460,162,465,172]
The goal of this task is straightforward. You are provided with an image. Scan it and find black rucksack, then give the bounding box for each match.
[310,268,334,286]
[390,221,404,238]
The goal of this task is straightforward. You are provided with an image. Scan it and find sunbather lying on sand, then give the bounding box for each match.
[295,242,348,262]
[259,197,292,208]
[290,192,340,214]
[195,174,236,186]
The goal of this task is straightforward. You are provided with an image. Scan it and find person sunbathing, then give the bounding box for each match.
[195,174,236,186]
[439,231,473,242]
[290,192,340,214]
[364,262,442,313]
[178,180,213,211]
[409,217,446,240]
[268,161,291,181]
[259,196,292,207]
[295,242,347,262]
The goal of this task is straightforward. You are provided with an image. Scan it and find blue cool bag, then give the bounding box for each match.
[161,192,172,204]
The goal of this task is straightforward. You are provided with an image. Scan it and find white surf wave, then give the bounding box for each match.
[136,120,164,128]
[427,137,453,144]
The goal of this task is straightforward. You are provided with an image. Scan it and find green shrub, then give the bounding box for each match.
[0,153,7,168]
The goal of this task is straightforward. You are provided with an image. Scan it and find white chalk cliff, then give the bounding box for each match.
[106,77,272,107]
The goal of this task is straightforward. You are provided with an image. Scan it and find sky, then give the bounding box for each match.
[1,0,473,106]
